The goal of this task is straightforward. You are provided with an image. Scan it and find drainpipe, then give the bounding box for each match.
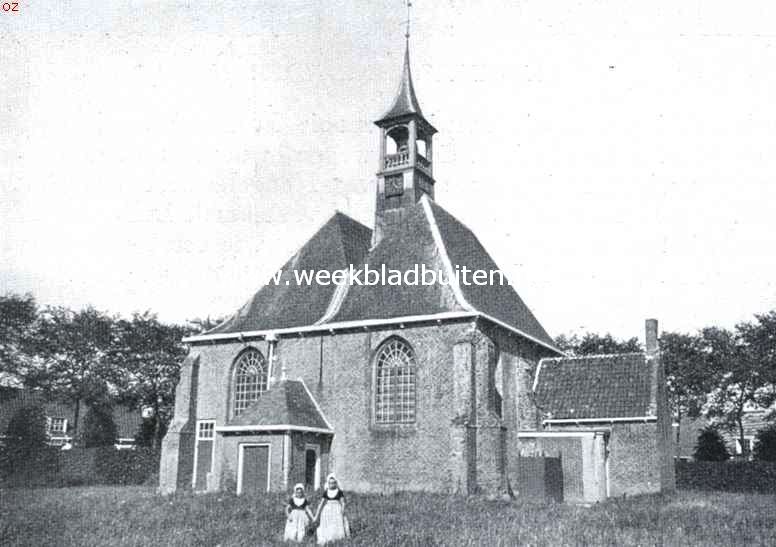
[267,332,279,386]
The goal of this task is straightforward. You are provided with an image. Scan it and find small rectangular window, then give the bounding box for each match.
[48,417,67,434]
[196,420,215,440]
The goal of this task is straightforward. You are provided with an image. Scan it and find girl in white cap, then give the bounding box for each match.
[314,474,350,544]
[284,483,314,543]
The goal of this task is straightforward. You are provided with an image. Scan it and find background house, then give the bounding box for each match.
[674,409,774,460]
[0,386,143,449]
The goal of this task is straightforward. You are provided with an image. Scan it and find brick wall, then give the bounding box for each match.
[163,317,558,496]
[655,354,676,491]
[277,324,466,491]
[220,433,282,493]
[608,422,660,496]
[185,321,474,494]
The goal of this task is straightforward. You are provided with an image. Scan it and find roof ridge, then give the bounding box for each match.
[420,195,474,313]
[332,210,372,234]
[298,377,333,431]
[315,211,372,324]
[539,351,645,363]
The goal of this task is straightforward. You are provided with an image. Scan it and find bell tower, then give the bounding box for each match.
[373,38,437,246]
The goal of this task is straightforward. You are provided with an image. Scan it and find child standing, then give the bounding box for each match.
[284,483,314,543]
[314,474,350,545]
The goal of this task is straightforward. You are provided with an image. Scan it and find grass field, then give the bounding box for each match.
[1,486,775,546]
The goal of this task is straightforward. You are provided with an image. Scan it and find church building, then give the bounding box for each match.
[159,39,674,502]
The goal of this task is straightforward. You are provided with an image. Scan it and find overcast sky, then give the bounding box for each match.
[2,1,776,342]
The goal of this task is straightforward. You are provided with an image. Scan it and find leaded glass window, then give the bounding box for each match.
[375,338,416,424]
[233,349,268,416]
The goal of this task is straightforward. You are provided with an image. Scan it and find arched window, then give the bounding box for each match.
[374,338,417,424]
[232,349,268,417]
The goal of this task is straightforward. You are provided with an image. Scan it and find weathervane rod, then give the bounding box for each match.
[405,0,412,40]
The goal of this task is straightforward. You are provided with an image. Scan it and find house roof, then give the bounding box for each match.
[533,353,658,421]
[190,197,559,354]
[226,379,331,432]
[0,387,142,439]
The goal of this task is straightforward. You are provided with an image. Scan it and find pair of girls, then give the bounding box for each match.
[284,474,350,544]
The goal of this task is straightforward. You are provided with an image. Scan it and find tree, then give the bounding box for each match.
[554,332,642,356]
[186,316,228,335]
[81,401,118,448]
[693,426,731,461]
[112,312,188,449]
[753,424,776,462]
[27,306,119,439]
[134,417,167,447]
[739,311,776,408]
[660,331,711,442]
[701,325,772,459]
[0,293,38,376]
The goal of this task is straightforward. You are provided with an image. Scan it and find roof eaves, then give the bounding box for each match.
[183,310,479,343]
[216,424,333,434]
[479,313,565,356]
[538,352,644,364]
[544,416,657,424]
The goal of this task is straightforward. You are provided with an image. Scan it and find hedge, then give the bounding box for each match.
[676,460,776,494]
[95,447,160,485]
[0,446,160,488]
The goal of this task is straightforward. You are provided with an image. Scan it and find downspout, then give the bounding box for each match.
[266,332,278,385]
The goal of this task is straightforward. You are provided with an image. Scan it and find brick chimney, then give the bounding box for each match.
[645,318,659,356]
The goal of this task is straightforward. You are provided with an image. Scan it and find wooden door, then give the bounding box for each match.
[304,448,317,488]
[194,439,213,491]
[240,445,270,494]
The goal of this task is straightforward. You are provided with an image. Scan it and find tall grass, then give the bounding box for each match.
[1,486,774,546]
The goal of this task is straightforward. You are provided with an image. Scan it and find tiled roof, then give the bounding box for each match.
[330,201,463,323]
[228,380,331,431]
[198,198,558,354]
[0,387,142,439]
[207,212,372,334]
[533,353,657,420]
[428,200,556,349]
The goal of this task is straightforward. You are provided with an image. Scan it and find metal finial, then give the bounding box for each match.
[405,1,412,40]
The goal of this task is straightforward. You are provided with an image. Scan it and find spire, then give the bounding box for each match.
[378,43,426,123]
[371,1,437,247]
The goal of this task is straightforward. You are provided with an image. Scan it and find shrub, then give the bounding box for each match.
[2,404,52,480]
[693,426,731,461]
[753,424,776,462]
[82,404,118,448]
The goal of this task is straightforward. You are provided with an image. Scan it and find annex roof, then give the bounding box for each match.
[224,379,332,433]
[533,353,658,421]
